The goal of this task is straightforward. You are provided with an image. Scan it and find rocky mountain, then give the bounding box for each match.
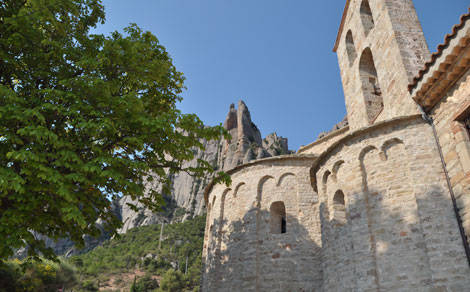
[16,101,289,257]
[116,100,290,233]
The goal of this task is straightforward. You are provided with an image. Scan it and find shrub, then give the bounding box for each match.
[157,269,186,292]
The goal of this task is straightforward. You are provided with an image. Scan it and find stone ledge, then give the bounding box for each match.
[203,154,317,204]
[298,126,350,154]
[310,114,424,175]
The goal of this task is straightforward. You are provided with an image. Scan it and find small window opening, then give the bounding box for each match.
[281,216,286,234]
[345,30,357,66]
[360,48,384,123]
[270,201,287,234]
[332,190,347,225]
[360,0,375,36]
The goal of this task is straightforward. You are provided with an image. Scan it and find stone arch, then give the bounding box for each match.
[359,145,379,185]
[220,188,231,211]
[233,182,246,198]
[211,188,231,289]
[277,172,296,186]
[332,160,345,182]
[359,48,383,124]
[257,175,275,208]
[208,196,217,231]
[359,145,378,162]
[345,30,357,66]
[359,145,379,191]
[310,167,318,193]
[381,138,405,160]
[358,145,380,286]
[217,189,231,231]
[204,203,212,246]
[360,0,375,36]
[322,170,331,194]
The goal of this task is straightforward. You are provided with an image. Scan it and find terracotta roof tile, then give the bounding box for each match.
[333,0,351,52]
[409,7,470,92]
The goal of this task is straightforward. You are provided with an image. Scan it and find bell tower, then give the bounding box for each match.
[334,0,430,130]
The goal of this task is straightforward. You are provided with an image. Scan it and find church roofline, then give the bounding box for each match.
[409,8,470,109]
[298,125,349,154]
[310,114,423,175]
[203,154,317,205]
[333,0,351,52]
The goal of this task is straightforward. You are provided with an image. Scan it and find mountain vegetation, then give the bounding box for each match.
[1,215,206,291]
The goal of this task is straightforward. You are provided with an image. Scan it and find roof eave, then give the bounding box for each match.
[333,0,351,53]
[410,9,470,111]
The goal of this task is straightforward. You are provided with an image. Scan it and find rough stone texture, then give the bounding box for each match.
[17,101,289,256]
[298,125,349,156]
[317,116,349,140]
[117,101,290,234]
[316,117,470,291]
[204,118,470,291]
[410,13,470,246]
[202,156,322,292]
[336,0,430,130]
[203,1,470,291]
[428,69,470,245]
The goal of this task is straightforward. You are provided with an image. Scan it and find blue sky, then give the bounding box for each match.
[94,1,469,150]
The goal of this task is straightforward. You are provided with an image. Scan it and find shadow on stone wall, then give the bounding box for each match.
[203,208,321,292]
[203,181,469,291]
[320,182,469,291]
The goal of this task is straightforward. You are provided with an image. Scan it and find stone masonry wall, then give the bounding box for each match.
[315,117,470,291]
[336,0,429,130]
[202,157,321,292]
[429,68,470,245]
[202,2,470,291]
[298,127,349,156]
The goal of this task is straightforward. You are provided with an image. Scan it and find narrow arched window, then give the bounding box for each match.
[359,48,383,124]
[360,0,374,36]
[345,30,357,66]
[322,170,331,195]
[332,190,347,225]
[270,201,286,234]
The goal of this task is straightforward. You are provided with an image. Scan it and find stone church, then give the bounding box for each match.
[202,0,470,290]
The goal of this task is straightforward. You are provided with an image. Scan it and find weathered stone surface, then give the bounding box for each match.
[427,70,470,245]
[16,101,289,256]
[317,115,349,139]
[117,100,290,234]
[336,0,429,130]
[204,117,470,292]
[203,1,470,291]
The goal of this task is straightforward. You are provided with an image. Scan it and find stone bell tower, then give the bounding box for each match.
[334,0,430,130]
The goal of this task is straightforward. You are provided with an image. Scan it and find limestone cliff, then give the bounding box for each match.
[15,101,290,257]
[117,100,290,233]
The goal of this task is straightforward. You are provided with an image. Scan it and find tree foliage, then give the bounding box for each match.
[0,215,206,291]
[0,258,78,291]
[0,0,228,259]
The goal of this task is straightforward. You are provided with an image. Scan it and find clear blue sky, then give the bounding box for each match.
[94,1,469,150]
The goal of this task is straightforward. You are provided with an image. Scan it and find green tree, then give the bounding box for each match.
[157,269,186,292]
[134,274,159,292]
[0,0,229,260]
